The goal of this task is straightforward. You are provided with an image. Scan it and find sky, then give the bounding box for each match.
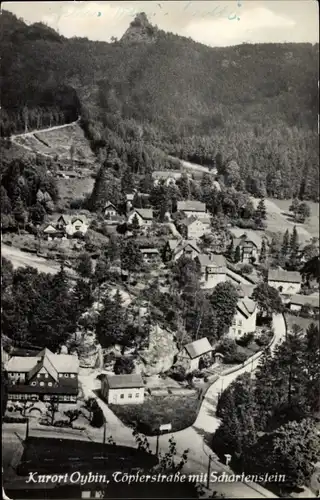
[2,1,319,47]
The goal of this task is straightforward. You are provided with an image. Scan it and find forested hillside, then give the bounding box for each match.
[1,10,319,200]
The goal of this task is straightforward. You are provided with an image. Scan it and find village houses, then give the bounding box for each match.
[195,253,227,289]
[152,170,183,186]
[104,201,124,225]
[268,269,302,295]
[288,293,319,315]
[228,298,257,340]
[175,337,213,373]
[178,213,211,239]
[127,208,154,227]
[43,214,88,239]
[162,239,201,262]
[177,200,207,218]
[5,348,79,403]
[101,374,145,405]
[140,247,160,264]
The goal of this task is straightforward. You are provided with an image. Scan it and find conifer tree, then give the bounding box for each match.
[281,229,290,257]
[259,238,267,263]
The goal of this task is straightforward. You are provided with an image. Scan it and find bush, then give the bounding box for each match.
[239,264,253,275]
[114,356,135,375]
[70,198,85,209]
[3,416,27,423]
[234,219,259,230]
[256,332,271,347]
[90,405,105,428]
[168,364,187,382]
[236,332,254,347]
[53,419,70,428]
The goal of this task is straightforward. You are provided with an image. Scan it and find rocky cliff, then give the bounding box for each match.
[120,12,158,44]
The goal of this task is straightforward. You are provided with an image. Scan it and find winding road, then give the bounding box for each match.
[78,314,285,498]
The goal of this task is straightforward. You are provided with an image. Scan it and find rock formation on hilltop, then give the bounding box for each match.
[120,12,158,44]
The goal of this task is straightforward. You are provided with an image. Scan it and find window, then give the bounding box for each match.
[37,374,41,378]
[232,319,236,326]
[128,393,132,399]
[40,382,44,386]
[44,373,48,378]
[136,393,140,398]
[65,395,70,401]
[48,382,52,387]
[232,328,236,334]
[120,394,124,399]
[238,330,242,335]
[31,381,36,386]
[64,374,69,378]
[70,374,75,378]
[238,320,242,326]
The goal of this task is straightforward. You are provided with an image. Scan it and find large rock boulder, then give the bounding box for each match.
[135,324,178,376]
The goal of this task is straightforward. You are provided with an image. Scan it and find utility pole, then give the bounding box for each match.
[26,418,29,441]
[103,421,106,444]
[206,455,212,489]
[155,430,161,457]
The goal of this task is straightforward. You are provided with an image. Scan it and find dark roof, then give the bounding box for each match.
[104,374,144,389]
[197,253,226,268]
[237,298,256,318]
[268,269,301,283]
[183,338,212,359]
[8,379,78,395]
[289,294,319,308]
[177,201,206,212]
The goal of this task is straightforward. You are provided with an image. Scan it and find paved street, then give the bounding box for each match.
[77,314,286,498]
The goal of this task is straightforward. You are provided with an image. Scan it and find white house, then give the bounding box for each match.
[104,201,118,217]
[195,253,227,289]
[140,248,160,263]
[101,374,145,405]
[176,337,212,373]
[152,170,182,186]
[65,215,88,236]
[127,209,153,227]
[177,201,207,217]
[43,224,59,240]
[228,298,257,340]
[179,214,211,240]
[163,239,201,262]
[268,269,302,295]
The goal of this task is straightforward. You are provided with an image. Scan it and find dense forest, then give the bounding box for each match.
[0,10,319,200]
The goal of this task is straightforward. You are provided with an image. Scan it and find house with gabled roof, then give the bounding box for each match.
[49,214,88,236]
[268,269,302,295]
[152,170,183,186]
[176,337,213,372]
[127,208,154,227]
[5,348,79,403]
[177,201,206,217]
[228,298,257,340]
[101,374,145,405]
[178,213,211,240]
[288,293,319,314]
[163,239,201,262]
[195,253,227,289]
